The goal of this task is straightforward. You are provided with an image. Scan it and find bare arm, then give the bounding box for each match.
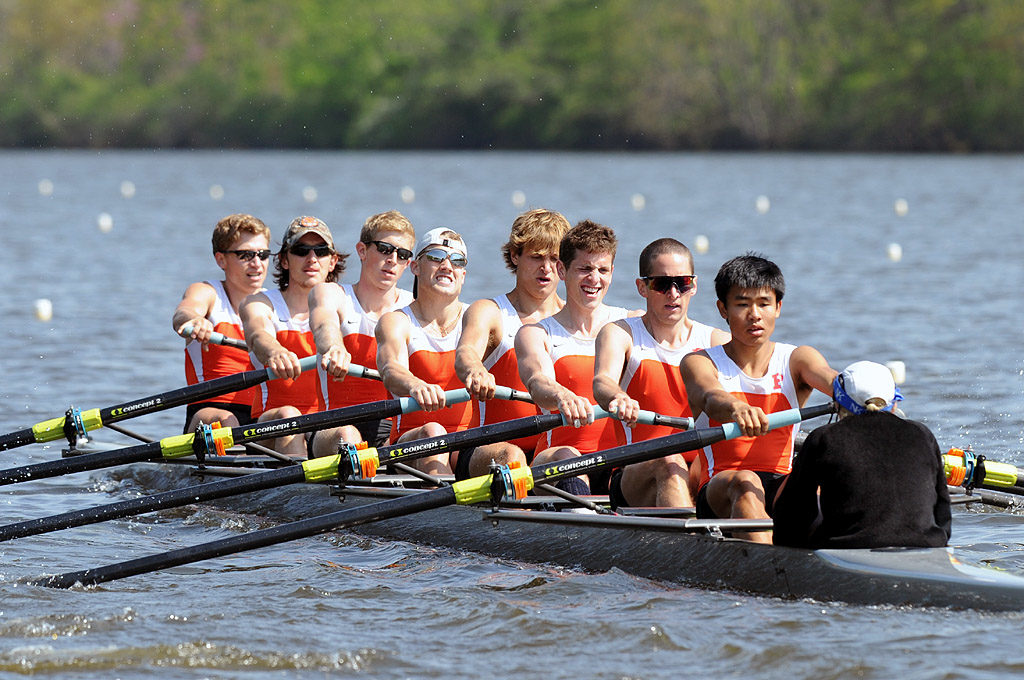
[241,292,303,379]
[515,323,593,425]
[680,350,770,436]
[309,282,352,379]
[454,298,501,400]
[710,327,731,347]
[593,320,639,425]
[790,345,838,405]
[375,311,446,411]
[172,282,217,343]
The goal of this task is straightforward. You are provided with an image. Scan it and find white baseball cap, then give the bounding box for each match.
[415,227,467,259]
[832,361,903,414]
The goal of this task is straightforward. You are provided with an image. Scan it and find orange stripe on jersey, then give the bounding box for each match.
[620,356,696,461]
[252,329,323,417]
[185,321,256,407]
[480,347,542,453]
[323,331,389,408]
[546,353,622,455]
[390,348,477,441]
[698,391,795,488]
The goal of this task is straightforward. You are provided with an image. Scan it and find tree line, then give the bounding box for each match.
[1,0,1021,151]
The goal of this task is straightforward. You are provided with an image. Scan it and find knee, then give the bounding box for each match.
[651,453,688,480]
[420,422,447,439]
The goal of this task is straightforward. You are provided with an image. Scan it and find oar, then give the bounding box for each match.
[944,446,1024,494]
[180,324,249,351]
[35,402,832,588]
[0,406,680,542]
[0,356,323,452]
[0,384,483,486]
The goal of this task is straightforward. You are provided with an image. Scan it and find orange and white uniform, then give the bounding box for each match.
[184,279,256,408]
[318,284,413,410]
[390,304,477,441]
[694,343,799,489]
[539,307,629,454]
[619,316,718,460]
[479,295,543,454]
[250,289,322,417]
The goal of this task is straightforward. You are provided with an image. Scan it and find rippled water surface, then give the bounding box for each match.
[0,151,1023,678]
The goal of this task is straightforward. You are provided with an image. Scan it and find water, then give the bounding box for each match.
[0,150,1023,678]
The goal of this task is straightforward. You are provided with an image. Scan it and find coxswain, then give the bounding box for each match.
[772,361,951,548]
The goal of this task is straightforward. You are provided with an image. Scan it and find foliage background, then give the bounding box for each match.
[1,0,1021,150]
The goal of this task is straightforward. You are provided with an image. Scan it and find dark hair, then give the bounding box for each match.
[559,219,617,267]
[638,238,693,277]
[272,245,347,291]
[714,253,785,304]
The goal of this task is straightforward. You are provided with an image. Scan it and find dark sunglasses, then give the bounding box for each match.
[222,249,271,261]
[420,248,467,268]
[641,275,696,294]
[366,240,413,261]
[288,243,333,258]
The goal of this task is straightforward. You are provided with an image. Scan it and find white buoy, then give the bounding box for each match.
[630,193,646,211]
[38,179,54,197]
[694,234,710,254]
[302,186,318,203]
[511,190,526,208]
[33,298,53,322]
[97,212,114,233]
[894,198,909,216]
[209,184,225,200]
[756,195,771,214]
[886,360,906,385]
[400,186,415,204]
[120,180,136,199]
[887,242,903,262]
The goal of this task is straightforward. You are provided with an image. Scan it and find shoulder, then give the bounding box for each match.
[598,318,633,343]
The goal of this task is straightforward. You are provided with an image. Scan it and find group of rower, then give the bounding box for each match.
[173,210,951,549]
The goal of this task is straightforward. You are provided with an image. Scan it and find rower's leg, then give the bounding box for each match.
[619,454,692,508]
[395,423,452,476]
[705,470,772,543]
[187,406,241,433]
[460,442,527,479]
[531,445,589,495]
[255,406,308,459]
[308,425,363,459]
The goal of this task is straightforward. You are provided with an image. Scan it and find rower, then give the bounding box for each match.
[453,209,570,479]
[172,214,271,433]
[240,216,344,457]
[680,253,836,543]
[375,228,475,475]
[593,238,730,508]
[515,219,641,497]
[308,211,415,458]
[772,361,951,548]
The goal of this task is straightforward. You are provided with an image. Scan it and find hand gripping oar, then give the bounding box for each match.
[0,406,681,542]
[34,402,829,588]
[180,323,249,351]
[0,377,471,487]
[0,356,320,452]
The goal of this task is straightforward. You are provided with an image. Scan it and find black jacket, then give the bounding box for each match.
[772,411,952,549]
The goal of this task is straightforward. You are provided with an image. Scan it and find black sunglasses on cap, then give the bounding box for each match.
[221,249,271,261]
[366,240,413,261]
[288,243,334,258]
[640,275,696,294]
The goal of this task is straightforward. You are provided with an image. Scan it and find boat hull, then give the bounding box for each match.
[110,462,1024,611]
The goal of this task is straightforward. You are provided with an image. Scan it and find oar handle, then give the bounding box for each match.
[397,388,472,414]
[265,355,319,380]
[180,324,248,350]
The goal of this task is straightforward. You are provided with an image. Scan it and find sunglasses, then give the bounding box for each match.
[641,275,696,294]
[288,243,334,258]
[366,240,413,261]
[420,248,468,269]
[222,249,271,262]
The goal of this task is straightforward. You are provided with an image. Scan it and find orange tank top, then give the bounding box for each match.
[250,289,322,417]
[184,280,257,407]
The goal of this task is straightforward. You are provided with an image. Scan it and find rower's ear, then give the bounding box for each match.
[717,299,727,320]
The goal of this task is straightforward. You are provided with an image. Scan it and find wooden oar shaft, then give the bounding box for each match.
[36,486,457,588]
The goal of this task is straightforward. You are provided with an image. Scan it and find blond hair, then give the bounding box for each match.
[501,209,570,272]
[211,214,270,253]
[360,210,415,244]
